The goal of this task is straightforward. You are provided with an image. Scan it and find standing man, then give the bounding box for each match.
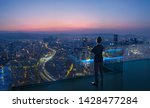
[91,36,104,86]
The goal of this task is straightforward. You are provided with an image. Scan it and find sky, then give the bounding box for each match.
[0,0,150,34]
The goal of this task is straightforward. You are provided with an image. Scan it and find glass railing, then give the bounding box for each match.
[80,47,123,73]
[123,44,150,61]
[0,48,123,90]
[0,37,150,90]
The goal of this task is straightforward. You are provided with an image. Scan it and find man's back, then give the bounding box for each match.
[91,44,104,62]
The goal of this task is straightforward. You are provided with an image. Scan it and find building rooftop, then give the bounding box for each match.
[12,59,150,91]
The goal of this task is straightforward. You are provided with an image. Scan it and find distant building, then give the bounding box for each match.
[0,66,12,90]
[114,34,118,45]
[82,37,88,48]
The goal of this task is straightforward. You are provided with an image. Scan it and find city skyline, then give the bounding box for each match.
[0,0,150,35]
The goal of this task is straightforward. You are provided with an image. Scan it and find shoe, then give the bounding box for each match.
[91,82,98,86]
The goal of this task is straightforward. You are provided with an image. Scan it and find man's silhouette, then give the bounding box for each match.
[91,36,104,86]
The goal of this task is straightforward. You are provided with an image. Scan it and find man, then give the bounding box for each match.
[91,36,104,86]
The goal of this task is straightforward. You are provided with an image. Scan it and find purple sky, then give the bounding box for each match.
[0,0,150,35]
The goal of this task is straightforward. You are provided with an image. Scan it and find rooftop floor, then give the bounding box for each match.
[12,59,150,91]
[12,72,122,91]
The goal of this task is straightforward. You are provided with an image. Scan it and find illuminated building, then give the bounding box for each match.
[0,66,12,90]
[114,34,118,45]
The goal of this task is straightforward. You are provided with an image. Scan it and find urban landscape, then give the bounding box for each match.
[0,0,150,91]
[1,33,150,90]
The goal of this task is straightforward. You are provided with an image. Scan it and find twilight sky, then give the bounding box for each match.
[0,0,150,34]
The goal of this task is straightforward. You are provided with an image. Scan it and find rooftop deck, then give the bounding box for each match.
[12,59,150,91]
[12,72,122,91]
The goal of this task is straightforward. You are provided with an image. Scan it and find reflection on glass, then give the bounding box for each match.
[0,35,150,89]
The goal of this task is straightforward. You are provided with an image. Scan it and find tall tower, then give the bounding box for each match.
[114,34,118,45]
[81,37,88,60]
[82,37,88,48]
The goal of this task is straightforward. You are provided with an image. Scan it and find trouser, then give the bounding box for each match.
[94,62,103,84]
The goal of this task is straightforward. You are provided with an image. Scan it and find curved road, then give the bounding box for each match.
[38,45,56,82]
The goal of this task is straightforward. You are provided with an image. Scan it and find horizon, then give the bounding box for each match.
[0,0,150,35]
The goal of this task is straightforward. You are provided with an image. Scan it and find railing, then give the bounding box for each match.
[1,41,150,90]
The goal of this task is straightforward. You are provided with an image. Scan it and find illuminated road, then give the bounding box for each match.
[65,64,74,77]
[38,44,56,82]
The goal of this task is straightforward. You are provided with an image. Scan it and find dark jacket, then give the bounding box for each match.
[91,44,104,62]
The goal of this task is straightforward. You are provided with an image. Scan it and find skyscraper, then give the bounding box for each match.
[82,37,88,48]
[114,34,118,45]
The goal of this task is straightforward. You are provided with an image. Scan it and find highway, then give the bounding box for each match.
[38,44,56,82]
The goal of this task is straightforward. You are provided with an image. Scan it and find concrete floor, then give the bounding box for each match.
[12,72,123,91]
[12,59,150,91]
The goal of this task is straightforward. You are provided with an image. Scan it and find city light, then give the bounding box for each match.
[0,33,149,89]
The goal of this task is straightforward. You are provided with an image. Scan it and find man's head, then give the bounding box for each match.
[96,36,102,43]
